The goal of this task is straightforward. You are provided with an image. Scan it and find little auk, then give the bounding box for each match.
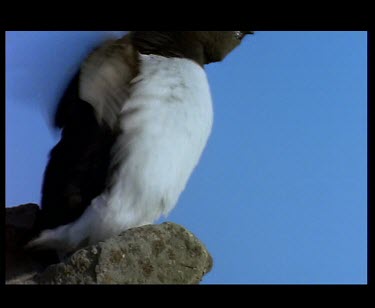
[28,31,254,256]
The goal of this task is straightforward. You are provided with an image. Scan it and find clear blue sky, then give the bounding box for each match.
[6,31,367,284]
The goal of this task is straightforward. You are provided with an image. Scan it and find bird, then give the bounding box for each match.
[28,31,253,256]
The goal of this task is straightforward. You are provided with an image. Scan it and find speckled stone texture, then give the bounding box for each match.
[36,222,213,284]
[6,204,213,284]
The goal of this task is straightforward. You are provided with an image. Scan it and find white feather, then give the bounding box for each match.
[31,54,213,254]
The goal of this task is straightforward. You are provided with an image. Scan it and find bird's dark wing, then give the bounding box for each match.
[55,36,139,129]
[38,35,139,231]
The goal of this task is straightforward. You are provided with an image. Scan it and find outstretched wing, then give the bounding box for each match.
[39,34,139,231]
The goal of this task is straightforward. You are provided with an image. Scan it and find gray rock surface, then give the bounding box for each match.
[6,204,213,284]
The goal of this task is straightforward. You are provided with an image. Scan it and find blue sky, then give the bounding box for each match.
[6,31,367,284]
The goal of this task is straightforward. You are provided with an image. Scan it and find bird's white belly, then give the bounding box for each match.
[33,54,214,252]
[100,54,214,235]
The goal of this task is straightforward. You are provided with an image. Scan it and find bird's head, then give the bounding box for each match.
[192,31,254,64]
[130,31,254,66]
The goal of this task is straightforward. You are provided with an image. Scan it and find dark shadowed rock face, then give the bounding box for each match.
[6,204,213,284]
[5,204,43,283]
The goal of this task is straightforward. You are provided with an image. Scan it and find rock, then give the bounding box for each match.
[6,204,213,284]
[5,203,44,283]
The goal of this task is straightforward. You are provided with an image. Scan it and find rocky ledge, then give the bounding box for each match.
[5,204,213,284]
